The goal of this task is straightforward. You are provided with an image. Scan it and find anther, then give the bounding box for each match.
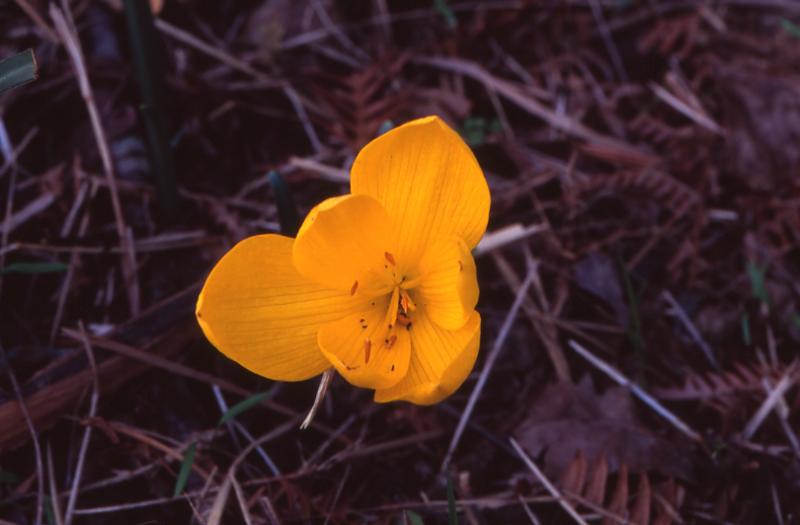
[399,290,417,313]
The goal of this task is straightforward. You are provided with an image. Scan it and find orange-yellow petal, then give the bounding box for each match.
[293,194,398,295]
[196,234,365,381]
[317,296,411,390]
[415,236,479,331]
[350,115,490,265]
[374,309,480,405]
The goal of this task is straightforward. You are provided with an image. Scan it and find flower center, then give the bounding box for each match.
[354,251,421,365]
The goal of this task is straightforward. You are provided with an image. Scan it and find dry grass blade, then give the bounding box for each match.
[45,443,65,525]
[64,323,100,525]
[301,368,335,430]
[568,340,702,442]
[11,0,58,41]
[207,418,299,525]
[741,362,798,440]
[650,82,723,135]
[0,190,55,235]
[414,56,656,166]
[0,126,37,179]
[231,475,254,525]
[206,478,231,525]
[474,223,548,257]
[662,290,718,368]
[49,4,139,315]
[288,156,349,183]
[441,265,536,472]
[154,18,280,85]
[0,344,44,525]
[510,437,590,525]
[491,252,571,381]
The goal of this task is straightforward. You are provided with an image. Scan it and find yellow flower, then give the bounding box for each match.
[195,116,490,405]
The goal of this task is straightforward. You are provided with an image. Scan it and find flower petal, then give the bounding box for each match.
[350,115,490,264]
[196,234,364,381]
[374,310,480,405]
[415,236,479,331]
[318,296,411,390]
[293,194,398,295]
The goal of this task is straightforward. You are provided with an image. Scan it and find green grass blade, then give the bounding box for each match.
[218,390,274,426]
[741,313,751,346]
[746,261,770,306]
[405,510,424,525]
[781,18,800,39]
[268,171,301,236]
[173,441,197,497]
[123,0,179,220]
[1,262,68,275]
[44,496,56,525]
[446,475,458,525]
[460,117,487,147]
[433,0,457,28]
[0,49,38,95]
[621,266,644,373]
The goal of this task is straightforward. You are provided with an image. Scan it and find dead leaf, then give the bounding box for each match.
[574,252,628,327]
[719,66,800,191]
[513,378,694,481]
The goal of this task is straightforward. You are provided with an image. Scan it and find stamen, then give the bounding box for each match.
[350,280,359,295]
[399,275,423,289]
[384,287,400,328]
[400,290,417,312]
